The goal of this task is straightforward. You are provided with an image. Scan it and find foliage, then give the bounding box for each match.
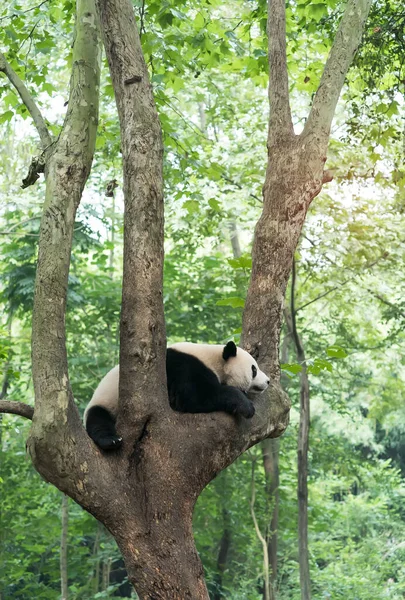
[1,0,405,598]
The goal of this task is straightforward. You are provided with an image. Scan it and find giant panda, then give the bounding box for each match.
[84,341,270,450]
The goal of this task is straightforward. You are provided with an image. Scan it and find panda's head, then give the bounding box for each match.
[222,341,270,394]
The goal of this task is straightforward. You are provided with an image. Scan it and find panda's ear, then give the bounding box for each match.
[223,341,237,360]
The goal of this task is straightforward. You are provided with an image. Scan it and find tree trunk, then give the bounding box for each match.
[212,471,232,600]
[251,459,271,600]
[60,495,69,600]
[285,261,311,600]
[27,0,102,479]
[262,438,279,599]
[260,329,291,600]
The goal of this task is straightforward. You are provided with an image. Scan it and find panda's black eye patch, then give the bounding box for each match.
[252,365,257,378]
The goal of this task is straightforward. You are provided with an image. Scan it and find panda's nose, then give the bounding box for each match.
[266,379,270,385]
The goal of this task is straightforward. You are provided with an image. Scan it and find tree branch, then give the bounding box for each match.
[268,0,294,140]
[27,0,103,494]
[96,0,167,443]
[0,400,34,420]
[303,0,372,138]
[0,52,52,149]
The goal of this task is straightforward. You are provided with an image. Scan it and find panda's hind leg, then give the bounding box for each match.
[85,406,123,450]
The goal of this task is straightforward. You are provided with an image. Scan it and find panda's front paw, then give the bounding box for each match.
[97,435,123,451]
[239,400,255,419]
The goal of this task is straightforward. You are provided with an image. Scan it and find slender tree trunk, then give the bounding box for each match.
[60,495,69,600]
[261,438,279,600]
[213,513,231,599]
[250,460,270,600]
[102,558,111,590]
[93,523,101,594]
[297,368,310,600]
[229,221,242,259]
[260,329,291,600]
[286,260,311,600]
[212,471,232,600]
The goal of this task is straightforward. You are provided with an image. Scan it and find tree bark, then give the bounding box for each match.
[26,0,107,509]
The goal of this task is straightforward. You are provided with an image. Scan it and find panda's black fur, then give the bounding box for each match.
[166,346,255,416]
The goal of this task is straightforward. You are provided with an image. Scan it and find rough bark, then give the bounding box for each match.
[95,0,167,446]
[0,0,371,598]
[27,0,105,507]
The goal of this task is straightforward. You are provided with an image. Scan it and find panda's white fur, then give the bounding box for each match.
[84,365,120,421]
[84,341,269,450]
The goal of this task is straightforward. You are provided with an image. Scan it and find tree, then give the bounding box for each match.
[0,0,372,598]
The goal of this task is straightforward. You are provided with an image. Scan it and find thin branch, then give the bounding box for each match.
[267,0,294,139]
[367,289,405,320]
[0,0,49,22]
[303,0,372,138]
[290,258,304,356]
[295,252,390,313]
[0,400,34,420]
[0,52,52,149]
[97,0,167,433]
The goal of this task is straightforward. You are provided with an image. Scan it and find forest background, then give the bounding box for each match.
[1,0,405,598]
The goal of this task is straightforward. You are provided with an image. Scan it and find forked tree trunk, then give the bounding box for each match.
[1,0,372,597]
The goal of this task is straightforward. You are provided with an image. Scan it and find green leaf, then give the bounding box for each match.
[183,200,199,215]
[208,198,221,211]
[216,297,245,308]
[306,3,327,22]
[326,345,348,359]
[227,256,252,270]
[0,110,14,123]
[194,12,205,30]
[280,362,302,374]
